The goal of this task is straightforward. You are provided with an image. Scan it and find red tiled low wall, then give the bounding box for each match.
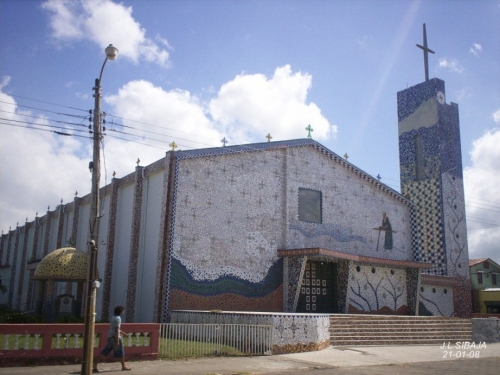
[0,323,159,366]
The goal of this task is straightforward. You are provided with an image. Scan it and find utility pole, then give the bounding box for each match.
[81,44,118,375]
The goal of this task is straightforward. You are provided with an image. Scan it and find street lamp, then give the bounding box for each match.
[81,44,118,375]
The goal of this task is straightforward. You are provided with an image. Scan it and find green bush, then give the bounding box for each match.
[0,312,45,323]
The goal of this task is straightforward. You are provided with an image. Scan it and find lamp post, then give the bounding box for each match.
[81,44,118,375]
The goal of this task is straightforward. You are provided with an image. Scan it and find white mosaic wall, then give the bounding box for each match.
[171,311,330,350]
[442,172,469,278]
[285,147,413,260]
[418,284,454,317]
[173,144,414,286]
[346,263,408,313]
[173,150,286,283]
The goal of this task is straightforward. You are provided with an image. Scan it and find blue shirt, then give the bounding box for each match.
[108,315,121,338]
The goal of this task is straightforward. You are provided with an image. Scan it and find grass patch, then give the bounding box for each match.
[159,338,244,359]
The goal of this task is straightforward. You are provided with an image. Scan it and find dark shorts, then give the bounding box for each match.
[101,337,125,358]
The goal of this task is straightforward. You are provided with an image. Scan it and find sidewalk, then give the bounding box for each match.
[1,343,499,375]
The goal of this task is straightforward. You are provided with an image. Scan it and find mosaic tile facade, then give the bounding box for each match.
[56,206,64,249]
[170,311,330,354]
[42,210,52,257]
[336,260,350,314]
[126,166,144,322]
[418,284,454,316]
[156,153,175,323]
[284,256,308,312]
[164,139,415,319]
[2,131,428,323]
[346,263,408,314]
[15,221,30,310]
[405,267,420,316]
[7,226,21,308]
[398,78,471,317]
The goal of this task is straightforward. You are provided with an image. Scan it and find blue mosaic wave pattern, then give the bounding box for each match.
[289,223,367,244]
[170,257,283,297]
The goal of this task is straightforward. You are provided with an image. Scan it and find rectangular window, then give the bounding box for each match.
[478,273,483,284]
[483,261,490,269]
[298,188,322,223]
[492,273,497,285]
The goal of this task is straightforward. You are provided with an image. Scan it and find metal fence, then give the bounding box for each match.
[159,323,273,357]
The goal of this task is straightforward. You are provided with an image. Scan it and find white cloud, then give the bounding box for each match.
[438,58,464,73]
[493,108,500,124]
[0,65,337,230]
[0,80,92,231]
[42,0,170,67]
[155,34,173,50]
[0,76,11,90]
[464,129,500,261]
[104,80,223,176]
[469,43,482,56]
[209,65,337,143]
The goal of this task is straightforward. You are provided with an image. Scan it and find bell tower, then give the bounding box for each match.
[397,24,471,317]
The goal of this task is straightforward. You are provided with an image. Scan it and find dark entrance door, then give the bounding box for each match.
[297,261,337,313]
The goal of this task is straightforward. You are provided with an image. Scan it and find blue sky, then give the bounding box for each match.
[0,0,499,261]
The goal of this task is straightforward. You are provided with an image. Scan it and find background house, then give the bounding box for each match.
[469,258,500,314]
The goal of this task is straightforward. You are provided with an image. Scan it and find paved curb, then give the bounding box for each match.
[1,343,499,375]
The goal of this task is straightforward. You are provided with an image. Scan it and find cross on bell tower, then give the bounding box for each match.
[416,23,435,81]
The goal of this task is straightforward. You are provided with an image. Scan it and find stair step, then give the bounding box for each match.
[331,327,471,331]
[328,315,472,346]
[331,339,467,346]
[330,322,472,327]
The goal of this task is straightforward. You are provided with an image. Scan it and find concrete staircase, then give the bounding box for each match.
[329,314,472,346]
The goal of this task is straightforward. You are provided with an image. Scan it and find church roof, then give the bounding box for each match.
[175,138,412,206]
[33,247,89,281]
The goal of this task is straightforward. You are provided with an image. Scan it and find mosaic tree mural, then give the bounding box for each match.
[347,264,407,314]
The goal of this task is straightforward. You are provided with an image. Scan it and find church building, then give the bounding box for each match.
[0,28,472,323]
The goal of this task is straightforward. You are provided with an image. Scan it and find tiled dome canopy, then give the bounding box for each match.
[33,247,89,280]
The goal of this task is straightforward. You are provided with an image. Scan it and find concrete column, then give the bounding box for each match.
[16,221,31,310]
[154,152,174,323]
[126,165,145,322]
[8,225,21,308]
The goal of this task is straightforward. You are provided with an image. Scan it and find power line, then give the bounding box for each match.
[8,93,88,112]
[0,121,91,139]
[0,99,88,120]
[0,117,88,134]
[0,109,88,128]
